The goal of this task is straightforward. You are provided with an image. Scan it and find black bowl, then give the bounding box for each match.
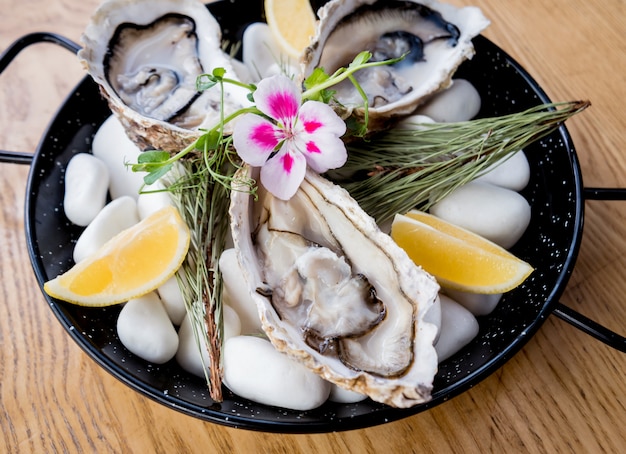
[3,2,607,433]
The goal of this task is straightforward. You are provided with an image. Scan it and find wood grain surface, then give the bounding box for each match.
[1,0,625,452]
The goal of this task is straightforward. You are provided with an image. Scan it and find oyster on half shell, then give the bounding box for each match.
[302,0,490,132]
[78,0,251,151]
[230,167,440,408]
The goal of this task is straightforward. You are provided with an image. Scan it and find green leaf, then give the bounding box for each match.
[143,163,173,185]
[304,68,336,103]
[348,51,372,68]
[304,68,330,91]
[320,88,336,104]
[345,116,367,138]
[137,150,170,164]
[212,67,226,78]
[196,74,218,92]
[195,130,222,151]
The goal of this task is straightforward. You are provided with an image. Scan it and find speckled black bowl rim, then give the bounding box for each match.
[22,20,583,433]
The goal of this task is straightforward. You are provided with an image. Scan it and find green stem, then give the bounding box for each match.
[220,77,256,91]
[301,55,404,101]
[163,106,263,165]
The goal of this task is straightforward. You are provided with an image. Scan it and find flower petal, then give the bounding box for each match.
[299,101,347,137]
[296,101,348,173]
[254,74,301,125]
[232,113,282,166]
[301,134,348,173]
[260,143,306,200]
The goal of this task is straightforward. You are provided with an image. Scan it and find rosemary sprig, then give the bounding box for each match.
[332,100,590,224]
[165,152,237,402]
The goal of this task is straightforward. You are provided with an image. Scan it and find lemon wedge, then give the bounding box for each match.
[44,206,190,307]
[391,210,533,294]
[264,0,316,58]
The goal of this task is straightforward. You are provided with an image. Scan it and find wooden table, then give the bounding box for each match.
[1,0,625,452]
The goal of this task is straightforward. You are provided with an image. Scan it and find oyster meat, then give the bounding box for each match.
[78,0,251,151]
[230,167,440,408]
[302,0,490,131]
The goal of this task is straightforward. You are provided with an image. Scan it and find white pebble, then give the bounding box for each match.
[444,288,503,316]
[242,22,299,81]
[423,294,442,343]
[228,56,254,84]
[175,306,241,378]
[176,314,210,378]
[63,153,109,226]
[430,181,531,249]
[92,115,146,200]
[328,384,367,404]
[435,295,479,362]
[395,114,435,130]
[416,79,481,122]
[73,196,139,263]
[223,336,331,411]
[475,150,530,191]
[117,292,179,364]
[220,248,263,334]
[137,179,174,220]
[156,275,187,326]
[222,304,243,341]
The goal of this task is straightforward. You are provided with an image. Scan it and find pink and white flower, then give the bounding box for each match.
[232,74,347,200]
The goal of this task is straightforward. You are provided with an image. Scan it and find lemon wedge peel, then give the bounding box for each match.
[391,211,533,294]
[44,206,190,307]
[264,0,317,59]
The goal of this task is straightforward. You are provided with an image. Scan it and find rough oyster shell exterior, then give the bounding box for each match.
[302,0,490,132]
[230,166,440,408]
[78,0,250,152]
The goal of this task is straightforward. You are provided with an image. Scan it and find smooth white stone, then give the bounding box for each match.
[475,150,530,191]
[223,304,243,341]
[175,314,210,378]
[137,179,174,220]
[444,288,503,316]
[219,248,263,334]
[328,384,367,403]
[395,114,435,130]
[416,79,481,122]
[117,292,179,364]
[228,55,254,84]
[223,336,331,411]
[156,275,186,326]
[92,115,146,200]
[424,295,442,343]
[73,196,139,263]
[63,153,109,226]
[242,22,298,81]
[430,181,531,249]
[435,295,479,362]
[175,305,241,378]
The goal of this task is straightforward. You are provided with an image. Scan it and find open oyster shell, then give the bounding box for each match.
[230,166,440,408]
[78,0,251,151]
[302,0,490,132]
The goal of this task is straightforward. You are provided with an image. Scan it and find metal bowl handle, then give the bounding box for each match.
[553,187,626,353]
[0,32,80,165]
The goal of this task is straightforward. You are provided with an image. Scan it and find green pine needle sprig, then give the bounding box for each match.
[164,148,243,402]
[331,100,590,224]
